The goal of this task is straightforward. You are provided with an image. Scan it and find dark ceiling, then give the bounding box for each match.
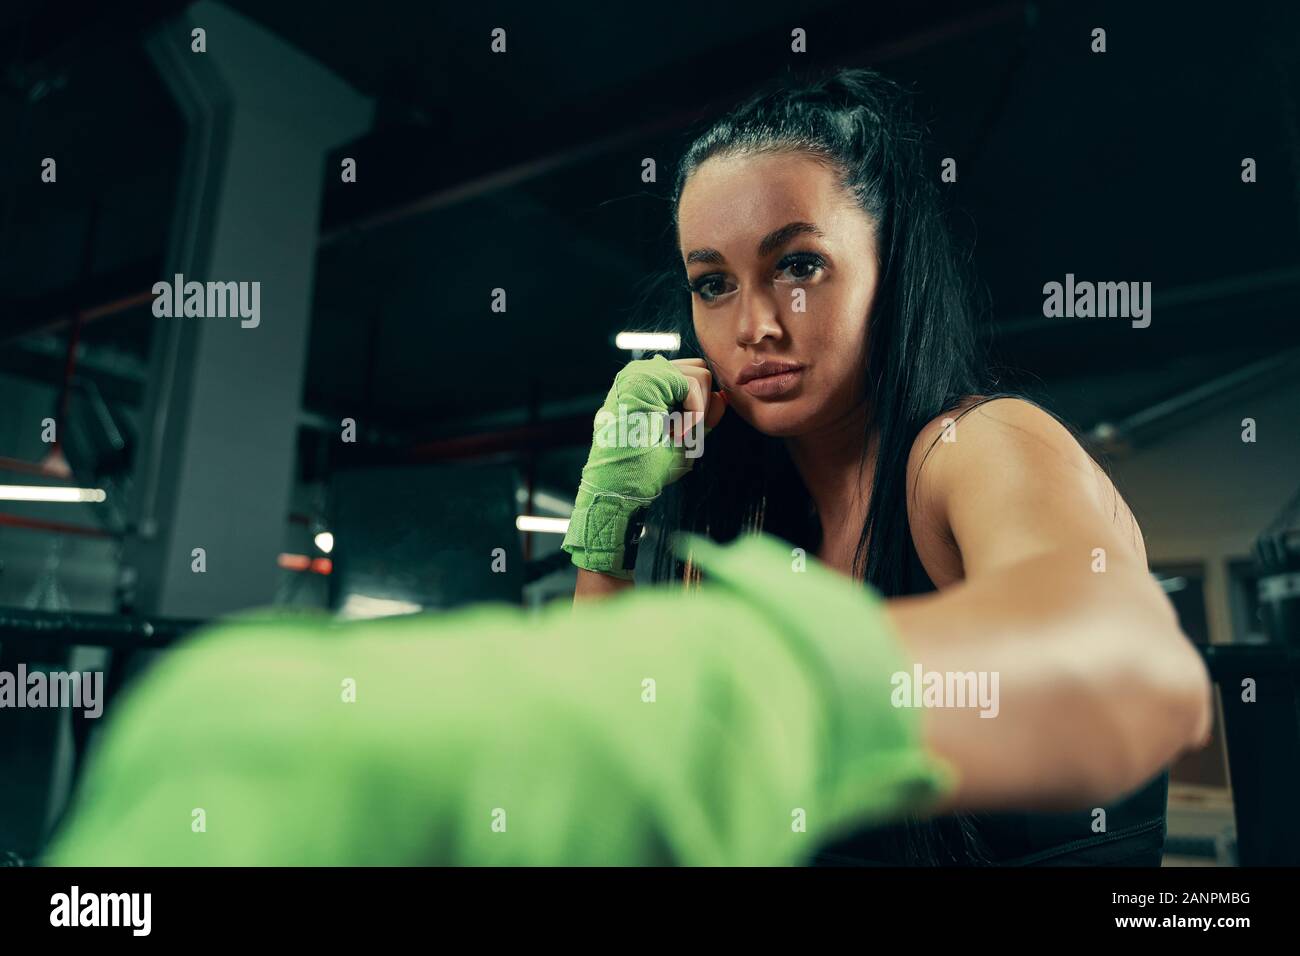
[2,0,1298,456]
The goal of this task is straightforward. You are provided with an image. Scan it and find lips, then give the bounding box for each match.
[734,360,806,399]
[735,360,805,385]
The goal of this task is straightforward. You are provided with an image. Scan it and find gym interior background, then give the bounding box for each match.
[1,0,1299,865]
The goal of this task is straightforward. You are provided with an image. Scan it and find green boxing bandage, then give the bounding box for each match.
[675,533,960,837]
[562,355,698,579]
[46,531,958,866]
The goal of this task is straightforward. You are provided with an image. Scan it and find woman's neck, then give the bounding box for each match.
[783,401,877,558]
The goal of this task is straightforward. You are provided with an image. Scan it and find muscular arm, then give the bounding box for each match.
[888,399,1212,813]
[575,398,1210,813]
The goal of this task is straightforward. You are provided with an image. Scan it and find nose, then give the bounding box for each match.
[735,285,784,349]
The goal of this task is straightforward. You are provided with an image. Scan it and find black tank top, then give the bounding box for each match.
[810,523,1170,866]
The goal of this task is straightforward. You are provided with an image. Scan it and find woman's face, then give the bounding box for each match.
[677,149,881,437]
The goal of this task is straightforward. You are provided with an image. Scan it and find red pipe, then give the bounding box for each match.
[0,456,63,477]
[0,513,113,539]
[406,416,593,461]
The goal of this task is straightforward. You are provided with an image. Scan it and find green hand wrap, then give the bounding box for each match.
[675,532,960,836]
[46,531,958,866]
[562,355,696,579]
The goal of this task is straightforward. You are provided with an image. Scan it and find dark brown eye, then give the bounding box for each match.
[689,274,733,302]
[776,252,826,282]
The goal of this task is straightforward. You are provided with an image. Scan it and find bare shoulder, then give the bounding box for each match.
[904,396,1148,585]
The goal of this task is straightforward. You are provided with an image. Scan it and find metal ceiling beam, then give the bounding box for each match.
[318,1,1023,245]
[1088,347,1300,454]
[991,266,1300,336]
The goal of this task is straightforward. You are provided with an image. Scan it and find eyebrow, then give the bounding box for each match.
[684,221,826,266]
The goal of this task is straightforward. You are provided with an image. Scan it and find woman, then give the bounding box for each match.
[563,67,1212,865]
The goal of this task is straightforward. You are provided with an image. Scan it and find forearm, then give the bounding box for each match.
[573,567,635,601]
[886,547,1212,814]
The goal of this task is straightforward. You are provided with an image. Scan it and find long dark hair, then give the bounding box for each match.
[641,66,1010,864]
